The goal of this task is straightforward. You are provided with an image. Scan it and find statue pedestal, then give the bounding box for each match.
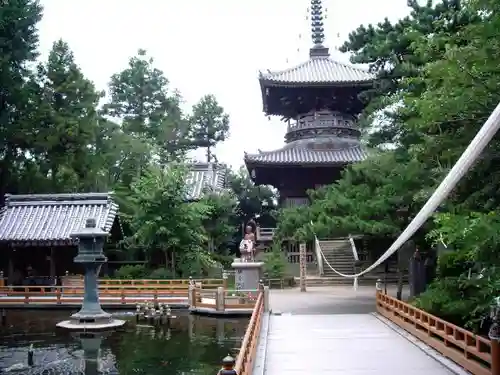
[231,259,263,290]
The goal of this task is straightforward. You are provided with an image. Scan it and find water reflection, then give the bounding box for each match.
[0,310,247,374]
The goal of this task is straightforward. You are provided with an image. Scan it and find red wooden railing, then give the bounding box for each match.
[376,291,496,375]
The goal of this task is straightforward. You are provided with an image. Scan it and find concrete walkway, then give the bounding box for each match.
[255,287,460,375]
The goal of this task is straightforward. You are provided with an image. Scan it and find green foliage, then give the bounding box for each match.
[123,163,213,275]
[263,243,287,279]
[277,152,434,241]
[227,167,277,224]
[0,0,42,200]
[414,272,500,331]
[428,212,500,266]
[200,192,237,253]
[415,210,500,329]
[211,253,234,269]
[148,267,176,279]
[189,94,230,162]
[437,251,474,278]
[114,264,148,279]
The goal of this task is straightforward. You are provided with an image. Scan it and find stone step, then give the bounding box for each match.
[303,276,398,286]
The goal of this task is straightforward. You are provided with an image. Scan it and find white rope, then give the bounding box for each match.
[348,235,359,290]
[314,101,500,279]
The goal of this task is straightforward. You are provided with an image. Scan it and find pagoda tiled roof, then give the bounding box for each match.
[259,56,374,86]
[244,144,367,166]
[0,193,118,244]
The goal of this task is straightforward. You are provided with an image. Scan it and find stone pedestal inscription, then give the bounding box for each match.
[231,260,263,290]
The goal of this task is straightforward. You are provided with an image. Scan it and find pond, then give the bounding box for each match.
[0,309,247,375]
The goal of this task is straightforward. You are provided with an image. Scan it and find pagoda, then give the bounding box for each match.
[244,0,374,209]
[244,0,375,278]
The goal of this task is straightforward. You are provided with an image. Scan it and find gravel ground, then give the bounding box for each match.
[269,285,410,315]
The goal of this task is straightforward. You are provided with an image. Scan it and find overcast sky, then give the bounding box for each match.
[38,0,411,169]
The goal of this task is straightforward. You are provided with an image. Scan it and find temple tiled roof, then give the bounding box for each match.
[259,56,374,86]
[0,193,118,244]
[185,163,227,200]
[244,145,367,166]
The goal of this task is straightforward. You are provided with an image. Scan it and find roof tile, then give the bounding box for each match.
[244,146,367,165]
[185,163,227,200]
[0,193,118,244]
[259,57,374,85]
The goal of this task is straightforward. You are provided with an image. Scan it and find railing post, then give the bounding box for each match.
[263,286,270,312]
[188,284,195,308]
[375,278,383,310]
[489,296,500,375]
[375,278,382,294]
[219,355,237,375]
[222,271,228,289]
[216,287,225,312]
[491,339,500,375]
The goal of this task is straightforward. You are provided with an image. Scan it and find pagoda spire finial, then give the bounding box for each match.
[309,0,330,58]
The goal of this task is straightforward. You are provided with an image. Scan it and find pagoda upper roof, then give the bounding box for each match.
[244,142,367,167]
[259,56,374,87]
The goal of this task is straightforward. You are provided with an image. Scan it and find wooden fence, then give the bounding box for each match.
[376,291,496,375]
[189,287,263,315]
[0,278,225,307]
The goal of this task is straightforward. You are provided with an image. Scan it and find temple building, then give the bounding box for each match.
[0,163,227,285]
[244,0,379,281]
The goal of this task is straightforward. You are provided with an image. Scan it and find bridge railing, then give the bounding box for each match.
[376,291,493,375]
[211,286,267,375]
[235,289,264,375]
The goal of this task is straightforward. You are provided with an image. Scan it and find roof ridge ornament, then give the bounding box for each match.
[309,0,330,58]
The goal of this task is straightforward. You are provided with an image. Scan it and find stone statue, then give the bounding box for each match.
[239,222,256,262]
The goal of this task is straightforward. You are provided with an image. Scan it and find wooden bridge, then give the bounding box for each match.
[223,285,499,375]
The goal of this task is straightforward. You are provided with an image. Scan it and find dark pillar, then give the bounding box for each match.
[49,247,56,279]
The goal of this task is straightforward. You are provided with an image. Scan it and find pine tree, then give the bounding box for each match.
[0,0,43,202]
[31,39,102,191]
[189,94,230,163]
[105,49,190,171]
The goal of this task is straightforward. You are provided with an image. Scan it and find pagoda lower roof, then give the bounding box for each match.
[259,56,374,86]
[244,144,367,166]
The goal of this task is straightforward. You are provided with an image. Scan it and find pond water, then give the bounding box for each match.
[0,310,247,375]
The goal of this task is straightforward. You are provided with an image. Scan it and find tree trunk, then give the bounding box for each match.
[51,164,59,191]
[0,147,14,204]
[171,251,176,276]
[206,147,211,163]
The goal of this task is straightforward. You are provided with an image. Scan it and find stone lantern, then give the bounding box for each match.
[57,218,125,329]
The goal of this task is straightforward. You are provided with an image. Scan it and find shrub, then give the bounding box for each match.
[114,264,148,279]
[437,250,474,278]
[414,271,500,332]
[211,253,234,269]
[148,267,176,279]
[264,243,287,279]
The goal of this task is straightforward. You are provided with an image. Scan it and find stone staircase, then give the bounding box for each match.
[316,239,357,285]
[310,239,403,286]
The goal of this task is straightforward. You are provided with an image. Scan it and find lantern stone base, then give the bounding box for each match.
[56,316,125,330]
[231,259,263,290]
